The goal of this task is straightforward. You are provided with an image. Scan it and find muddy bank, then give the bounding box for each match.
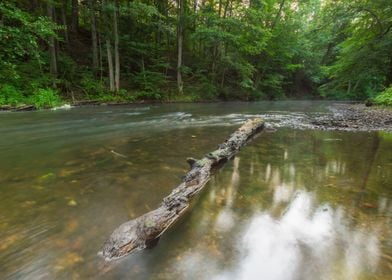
[311,103,392,132]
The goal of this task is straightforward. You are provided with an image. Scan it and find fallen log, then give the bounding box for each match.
[99,118,265,261]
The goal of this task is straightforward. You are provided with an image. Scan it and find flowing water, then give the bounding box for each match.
[0,101,391,280]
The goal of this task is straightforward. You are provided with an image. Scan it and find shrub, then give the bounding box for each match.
[0,84,25,105]
[30,88,62,109]
[131,70,167,100]
[134,90,162,100]
[374,86,392,106]
[0,94,6,105]
[80,73,106,97]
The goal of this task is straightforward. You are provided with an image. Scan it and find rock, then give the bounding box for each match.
[365,100,373,107]
[67,199,78,207]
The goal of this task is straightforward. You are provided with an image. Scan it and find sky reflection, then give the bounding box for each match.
[217,188,380,280]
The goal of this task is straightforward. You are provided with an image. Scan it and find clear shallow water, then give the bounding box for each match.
[0,101,391,279]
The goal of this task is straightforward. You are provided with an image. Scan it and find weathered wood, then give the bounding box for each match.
[99,118,265,261]
[14,105,35,111]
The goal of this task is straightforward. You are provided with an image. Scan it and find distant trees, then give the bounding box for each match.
[314,0,392,99]
[0,0,391,106]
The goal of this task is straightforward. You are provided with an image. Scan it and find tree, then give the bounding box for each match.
[1,0,391,105]
[88,0,99,73]
[47,1,58,84]
[113,0,120,92]
[177,0,185,95]
[320,0,392,99]
[71,0,78,32]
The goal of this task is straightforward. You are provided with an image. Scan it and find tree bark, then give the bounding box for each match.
[71,0,79,32]
[218,0,223,17]
[113,0,120,92]
[106,40,115,91]
[61,0,69,44]
[99,33,103,81]
[88,0,99,73]
[47,2,58,84]
[99,118,265,261]
[177,0,184,95]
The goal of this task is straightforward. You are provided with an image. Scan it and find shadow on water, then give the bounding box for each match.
[0,102,391,279]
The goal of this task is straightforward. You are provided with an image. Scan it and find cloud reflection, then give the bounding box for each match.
[218,189,380,280]
[214,157,240,233]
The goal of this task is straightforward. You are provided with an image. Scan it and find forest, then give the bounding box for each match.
[1,0,392,108]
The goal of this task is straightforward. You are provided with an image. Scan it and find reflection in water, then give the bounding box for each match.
[233,190,380,280]
[214,157,240,233]
[273,184,294,204]
[167,130,391,280]
[176,186,383,280]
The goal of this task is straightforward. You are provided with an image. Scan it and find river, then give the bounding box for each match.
[0,101,391,279]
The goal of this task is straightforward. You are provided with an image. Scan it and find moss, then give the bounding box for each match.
[195,158,210,167]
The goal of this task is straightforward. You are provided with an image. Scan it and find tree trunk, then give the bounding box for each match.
[88,0,99,73]
[218,0,223,17]
[47,2,58,84]
[113,0,120,92]
[99,34,103,81]
[106,40,115,91]
[177,0,184,95]
[71,0,79,33]
[99,118,265,261]
[53,6,60,54]
[223,0,230,18]
[347,80,352,96]
[61,0,69,44]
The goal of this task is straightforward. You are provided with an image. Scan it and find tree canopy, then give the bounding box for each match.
[0,0,391,107]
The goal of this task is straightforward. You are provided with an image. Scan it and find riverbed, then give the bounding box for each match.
[0,101,391,279]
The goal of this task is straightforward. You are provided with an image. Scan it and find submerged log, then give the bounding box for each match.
[99,118,265,261]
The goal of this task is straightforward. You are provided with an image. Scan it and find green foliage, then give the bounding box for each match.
[80,74,107,97]
[132,70,167,97]
[188,73,218,100]
[374,86,392,106]
[0,84,25,105]
[30,88,61,109]
[1,0,391,104]
[0,2,58,82]
[320,0,392,99]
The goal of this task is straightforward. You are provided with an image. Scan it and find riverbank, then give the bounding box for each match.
[0,98,221,112]
[312,103,392,132]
